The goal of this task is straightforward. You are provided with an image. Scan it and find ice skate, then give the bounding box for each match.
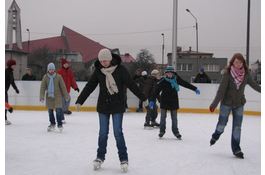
[158,132,164,138]
[62,120,66,124]
[234,151,244,159]
[136,108,143,112]
[144,122,153,129]
[120,160,129,172]
[58,125,63,132]
[210,139,216,146]
[47,124,55,132]
[151,121,160,127]
[174,133,182,140]
[93,158,103,170]
[5,120,12,125]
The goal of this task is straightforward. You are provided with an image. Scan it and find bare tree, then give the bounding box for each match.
[129,48,156,76]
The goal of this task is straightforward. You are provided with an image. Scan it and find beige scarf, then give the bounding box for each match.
[100,65,118,95]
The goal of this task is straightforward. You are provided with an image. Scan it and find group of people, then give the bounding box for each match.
[5,58,79,128]
[5,50,261,171]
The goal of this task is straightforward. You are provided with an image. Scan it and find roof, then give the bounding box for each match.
[5,26,110,63]
[120,54,136,62]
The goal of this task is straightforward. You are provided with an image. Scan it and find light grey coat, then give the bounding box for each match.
[40,73,69,109]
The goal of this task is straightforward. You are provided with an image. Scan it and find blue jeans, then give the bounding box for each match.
[97,113,128,162]
[211,104,244,154]
[145,105,158,123]
[48,108,63,127]
[160,109,179,135]
[62,94,71,120]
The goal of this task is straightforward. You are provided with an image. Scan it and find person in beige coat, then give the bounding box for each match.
[40,62,69,132]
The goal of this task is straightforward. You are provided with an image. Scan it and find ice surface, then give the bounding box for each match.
[5,111,261,175]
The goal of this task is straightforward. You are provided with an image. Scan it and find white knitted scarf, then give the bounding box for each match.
[100,65,118,95]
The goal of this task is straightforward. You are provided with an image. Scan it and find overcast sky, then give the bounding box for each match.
[4,0,261,65]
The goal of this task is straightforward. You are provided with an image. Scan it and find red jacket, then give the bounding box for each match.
[57,67,78,93]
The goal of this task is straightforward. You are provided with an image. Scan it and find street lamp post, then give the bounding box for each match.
[26,29,30,53]
[186,9,199,72]
[161,33,165,73]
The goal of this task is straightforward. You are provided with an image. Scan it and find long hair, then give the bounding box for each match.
[224,53,249,74]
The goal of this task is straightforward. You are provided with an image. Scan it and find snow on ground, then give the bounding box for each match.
[5,111,261,175]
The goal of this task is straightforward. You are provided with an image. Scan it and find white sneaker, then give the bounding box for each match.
[120,161,129,172]
[93,158,104,170]
[5,120,12,125]
[47,125,55,132]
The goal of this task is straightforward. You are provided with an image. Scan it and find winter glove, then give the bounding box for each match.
[40,100,44,103]
[8,107,13,113]
[143,99,149,107]
[195,89,200,95]
[149,101,154,108]
[15,89,19,94]
[75,88,80,93]
[209,106,215,113]
[76,103,81,112]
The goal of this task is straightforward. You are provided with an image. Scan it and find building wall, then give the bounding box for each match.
[7,81,261,114]
[176,57,227,83]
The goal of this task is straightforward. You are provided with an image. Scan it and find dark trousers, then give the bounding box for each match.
[5,90,8,120]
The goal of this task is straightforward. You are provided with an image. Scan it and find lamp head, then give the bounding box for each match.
[186,9,190,12]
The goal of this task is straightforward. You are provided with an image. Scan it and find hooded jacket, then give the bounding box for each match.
[150,73,197,110]
[57,67,78,93]
[76,53,147,114]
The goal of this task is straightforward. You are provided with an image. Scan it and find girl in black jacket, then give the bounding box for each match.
[5,59,19,125]
[75,49,148,172]
[149,66,200,139]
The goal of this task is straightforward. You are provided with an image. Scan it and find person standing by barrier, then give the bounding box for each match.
[39,62,69,132]
[75,49,148,172]
[5,59,19,125]
[209,53,261,159]
[57,58,79,123]
[22,68,36,81]
[194,67,211,83]
[149,66,200,139]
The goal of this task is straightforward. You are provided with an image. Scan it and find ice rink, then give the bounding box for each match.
[5,110,261,175]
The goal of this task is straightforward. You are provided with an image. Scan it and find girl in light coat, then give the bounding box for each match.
[40,62,69,132]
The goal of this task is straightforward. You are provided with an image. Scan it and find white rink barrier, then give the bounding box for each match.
[7,81,261,115]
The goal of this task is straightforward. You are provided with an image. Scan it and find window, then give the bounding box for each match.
[177,64,193,71]
[203,64,220,72]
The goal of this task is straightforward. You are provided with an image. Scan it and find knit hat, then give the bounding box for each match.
[26,68,32,72]
[199,67,204,72]
[141,71,147,76]
[151,69,159,76]
[6,59,16,67]
[47,62,55,70]
[164,66,175,74]
[61,58,68,67]
[98,48,112,61]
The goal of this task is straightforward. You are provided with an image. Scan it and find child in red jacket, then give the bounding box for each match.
[57,58,79,123]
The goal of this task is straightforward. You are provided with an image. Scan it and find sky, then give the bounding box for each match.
[4,0,262,65]
[5,111,261,175]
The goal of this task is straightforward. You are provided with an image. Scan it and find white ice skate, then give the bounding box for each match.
[58,126,63,132]
[47,125,55,132]
[5,120,12,125]
[93,158,103,170]
[120,161,129,172]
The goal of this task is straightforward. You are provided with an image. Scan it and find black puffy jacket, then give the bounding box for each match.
[150,73,197,110]
[76,53,147,114]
